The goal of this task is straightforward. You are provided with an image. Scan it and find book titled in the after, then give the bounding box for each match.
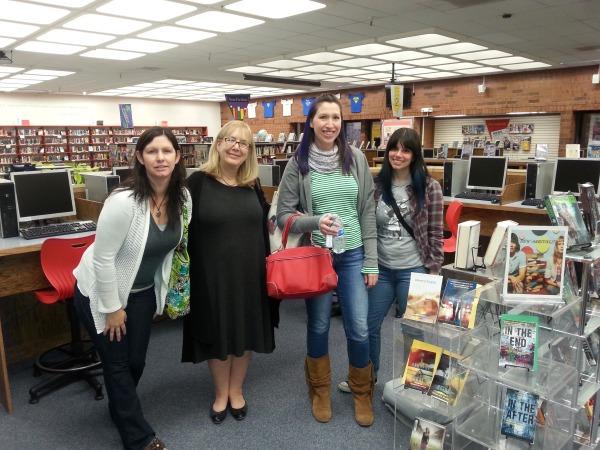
[501,388,539,444]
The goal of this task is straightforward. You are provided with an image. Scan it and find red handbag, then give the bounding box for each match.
[266,214,338,299]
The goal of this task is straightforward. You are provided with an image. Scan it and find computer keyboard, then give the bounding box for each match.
[20,221,96,240]
[454,191,499,202]
[521,198,545,207]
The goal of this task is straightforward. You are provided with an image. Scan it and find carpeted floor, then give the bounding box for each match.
[0,301,409,449]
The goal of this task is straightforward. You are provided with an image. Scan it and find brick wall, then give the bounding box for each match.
[220,65,600,153]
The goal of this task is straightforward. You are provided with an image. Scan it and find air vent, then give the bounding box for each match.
[445,0,503,6]
[575,45,600,52]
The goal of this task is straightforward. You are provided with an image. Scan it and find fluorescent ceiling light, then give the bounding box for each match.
[325,77,361,83]
[298,64,339,73]
[456,67,502,74]
[393,76,422,82]
[0,38,16,48]
[37,29,115,46]
[293,52,350,63]
[156,79,193,84]
[455,50,512,61]
[419,71,459,79]
[501,62,551,70]
[81,49,145,60]
[433,62,481,70]
[248,86,280,91]
[335,43,398,56]
[375,50,430,62]
[135,82,171,88]
[386,34,457,48]
[97,0,196,22]
[10,74,57,80]
[64,14,151,35]
[108,38,177,53]
[329,68,370,76]
[295,73,336,80]
[26,69,74,76]
[0,87,19,92]
[481,56,532,65]
[177,11,264,32]
[366,63,411,72]
[225,0,325,19]
[408,57,458,66]
[1,1,70,25]
[0,20,39,38]
[184,0,224,3]
[331,57,381,68]
[349,80,383,85]
[188,81,225,87]
[396,67,437,75]
[258,59,309,69]
[27,0,95,6]
[227,66,272,74]
[356,73,391,80]
[16,41,86,55]
[424,42,487,55]
[138,26,215,44]
[0,79,34,86]
[262,70,307,77]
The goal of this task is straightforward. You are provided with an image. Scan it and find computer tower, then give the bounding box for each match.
[0,179,18,238]
[443,160,469,197]
[273,159,289,178]
[258,164,280,186]
[84,173,120,202]
[525,161,555,199]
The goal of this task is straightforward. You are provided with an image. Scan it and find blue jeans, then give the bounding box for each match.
[367,265,427,374]
[305,247,370,368]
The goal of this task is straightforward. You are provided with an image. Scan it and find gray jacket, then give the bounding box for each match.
[276,147,377,270]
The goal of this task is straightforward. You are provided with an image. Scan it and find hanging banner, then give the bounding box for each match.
[389,84,403,118]
[119,104,133,128]
[225,94,251,120]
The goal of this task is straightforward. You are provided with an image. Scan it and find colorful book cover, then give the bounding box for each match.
[402,340,443,393]
[503,225,568,303]
[501,388,539,444]
[499,314,539,371]
[575,394,596,445]
[409,417,446,450]
[427,351,468,405]
[588,144,600,159]
[437,279,479,329]
[405,273,444,324]
[545,193,591,250]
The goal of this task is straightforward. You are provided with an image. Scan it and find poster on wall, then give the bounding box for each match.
[345,122,362,147]
[588,114,600,158]
[225,94,250,120]
[381,118,413,149]
[119,104,133,129]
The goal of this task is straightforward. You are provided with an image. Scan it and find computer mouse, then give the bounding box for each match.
[491,198,500,204]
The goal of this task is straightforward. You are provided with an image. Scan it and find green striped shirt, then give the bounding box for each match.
[311,170,377,274]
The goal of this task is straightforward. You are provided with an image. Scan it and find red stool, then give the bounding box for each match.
[443,200,464,253]
[29,235,103,404]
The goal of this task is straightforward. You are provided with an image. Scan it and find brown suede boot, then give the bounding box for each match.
[348,362,375,427]
[305,355,332,423]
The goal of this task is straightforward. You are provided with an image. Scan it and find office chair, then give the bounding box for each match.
[29,235,103,404]
[442,200,464,253]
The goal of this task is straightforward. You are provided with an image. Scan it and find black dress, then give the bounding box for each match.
[182,173,275,362]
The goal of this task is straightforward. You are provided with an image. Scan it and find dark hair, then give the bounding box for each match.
[295,94,353,175]
[123,126,186,226]
[376,127,429,212]
[510,233,521,251]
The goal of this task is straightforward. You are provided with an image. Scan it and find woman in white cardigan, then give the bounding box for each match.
[73,127,191,450]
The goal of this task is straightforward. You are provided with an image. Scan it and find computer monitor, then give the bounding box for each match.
[10,169,76,222]
[553,158,600,195]
[112,166,133,183]
[466,156,508,191]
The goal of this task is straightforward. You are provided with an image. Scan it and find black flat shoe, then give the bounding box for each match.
[210,405,228,424]
[229,402,248,421]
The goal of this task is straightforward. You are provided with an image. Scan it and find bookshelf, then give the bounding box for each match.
[0,125,209,171]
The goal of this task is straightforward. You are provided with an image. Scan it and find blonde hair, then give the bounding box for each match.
[201,120,258,186]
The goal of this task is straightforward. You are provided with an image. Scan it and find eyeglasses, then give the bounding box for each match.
[222,137,250,150]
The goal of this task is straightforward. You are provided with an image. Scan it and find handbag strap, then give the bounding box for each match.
[281,213,301,249]
[389,197,416,241]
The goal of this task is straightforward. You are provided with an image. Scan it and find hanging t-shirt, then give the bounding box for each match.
[263,100,275,118]
[302,97,316,116]
[247,102,257,119]
[349,93,365,113]
[281,99,293,117]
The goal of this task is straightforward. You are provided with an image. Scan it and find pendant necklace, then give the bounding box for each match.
[151,195,166,218]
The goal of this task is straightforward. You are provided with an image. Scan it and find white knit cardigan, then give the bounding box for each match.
[73,188,192,333]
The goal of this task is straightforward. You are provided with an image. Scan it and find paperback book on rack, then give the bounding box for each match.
[402,340,443,393]
[545,193,591,251]
[427,350,468,405]
[437,279,479,329]
[405,273,443,324]
[409,417,446,450]
[503,225,568,303]
[500,388,539,444]
[499,314,539,371]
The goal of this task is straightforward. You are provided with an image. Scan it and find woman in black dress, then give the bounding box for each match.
[182,120,276,424]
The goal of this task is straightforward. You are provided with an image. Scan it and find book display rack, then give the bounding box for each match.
[0,125,209,171]
[391,244,600,449]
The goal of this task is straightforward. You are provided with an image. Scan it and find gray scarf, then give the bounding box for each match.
[308,143,339,173]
